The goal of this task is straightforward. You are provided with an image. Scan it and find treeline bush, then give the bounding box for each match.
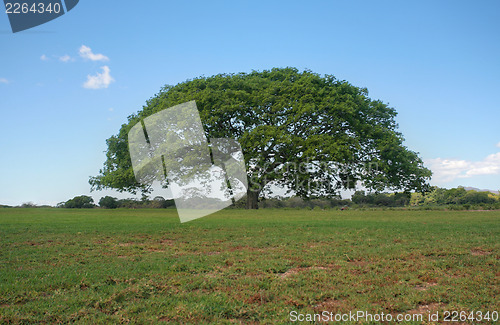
[58,195,95,209]
[258,196,351,209]
[226,196,351,209]
[351,191,410,207]
[350,187,499,209]
[410,187,497,206]
[57,195,175,209]
[101,196,175,209]
[44,186,500,210]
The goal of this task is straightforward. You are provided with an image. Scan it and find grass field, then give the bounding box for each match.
[0,208,498,324]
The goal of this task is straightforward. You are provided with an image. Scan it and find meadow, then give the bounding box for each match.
[0,208,498,324]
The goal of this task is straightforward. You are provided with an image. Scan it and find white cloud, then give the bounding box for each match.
[59,55,71,62]
[79,45,109,61]
[496,141,500,148]
[40,54,49,61]
[426,152,500,183]
[465,153,500,176]
[0,78,9,84]
[83,66,114,89]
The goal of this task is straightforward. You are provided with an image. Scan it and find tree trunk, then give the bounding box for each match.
[246,190,259,209]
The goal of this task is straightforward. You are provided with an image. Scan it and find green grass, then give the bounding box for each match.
[0,208,498,324]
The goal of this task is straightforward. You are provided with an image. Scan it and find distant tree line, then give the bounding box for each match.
[351,191,411,207]
[247,196,352,209]
[409,186,498,209]
[256,187,499,210]
[55,195,175,209]
[7,186,499,210]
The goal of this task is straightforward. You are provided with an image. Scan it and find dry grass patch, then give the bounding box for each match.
[278,266,330,279]
[414,282,438,291]
[471,249,492,256]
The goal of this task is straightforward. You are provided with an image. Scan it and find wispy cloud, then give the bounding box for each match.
[59,55,72,62]
[0,78,9,84]
[83,66,114,89]
[426,151,500,183]
[79,45,109,62]
[41,46,114,88]
[496,141,500,148]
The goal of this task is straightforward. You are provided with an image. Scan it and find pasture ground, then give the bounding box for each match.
[0,208,498,324]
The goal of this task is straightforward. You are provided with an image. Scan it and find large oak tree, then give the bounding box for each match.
[90,68,431,209]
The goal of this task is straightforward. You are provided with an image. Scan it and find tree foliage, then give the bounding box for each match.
[64,195,95,209]
[90,68,431,208]
[352,190,410,207]
[412,186,497,206]
[99,196,119,209]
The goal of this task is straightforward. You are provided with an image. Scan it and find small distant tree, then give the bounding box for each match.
[99,196,118,209]
[351,191,370,205]
[393,192,411,206]
[372,193,392,206]
[410,192,425,206]
[150,196,175,208]
[117,198,139,208]
[64,195,95,209]
[260,198,285,209]
[285,196,307,208]
[460,191,495,205]
[20,202,37,208]
[443,187,467,205]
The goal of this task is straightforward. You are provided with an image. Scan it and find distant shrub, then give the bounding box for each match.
[351,191,410,207]
[99,196,118,209]
[64,195,95,209]
[150,196,175,209]
[20,202,37,208]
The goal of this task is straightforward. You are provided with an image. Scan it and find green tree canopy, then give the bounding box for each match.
[99,196,118,209]
[90,68,431,208]
[64,195,95,209]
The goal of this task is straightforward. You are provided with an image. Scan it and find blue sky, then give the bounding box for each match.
[1,0,499,206]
